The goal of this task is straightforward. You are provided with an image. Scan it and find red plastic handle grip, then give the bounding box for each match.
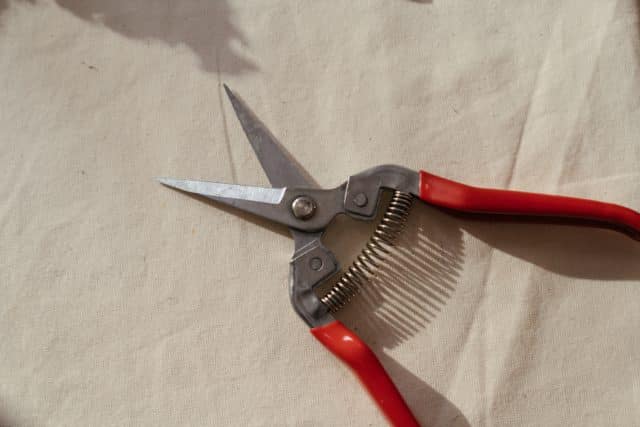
[311,321,420,427]
[419,171,640,240]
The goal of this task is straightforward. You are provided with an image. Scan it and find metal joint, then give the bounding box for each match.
[289,238,337,327]
[344,164,420,217]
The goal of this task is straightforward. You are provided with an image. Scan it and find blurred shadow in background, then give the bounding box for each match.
[0,408,18,427]
[0,0,256,74]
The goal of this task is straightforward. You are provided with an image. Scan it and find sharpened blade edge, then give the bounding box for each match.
[156,178,286,204]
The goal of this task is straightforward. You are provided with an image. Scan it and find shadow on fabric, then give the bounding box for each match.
[636,0,640,64]
[0,410,18,427]
[637,0,640,36]
[378,353,471,427]
[324,197,469,426]
[456,213,640,281]
[0,0,256,75]
[329,200,465,350]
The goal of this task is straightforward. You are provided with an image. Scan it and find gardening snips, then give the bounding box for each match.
[158,86,640,427]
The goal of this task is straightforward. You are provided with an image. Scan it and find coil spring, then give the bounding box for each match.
[320,191,414,312]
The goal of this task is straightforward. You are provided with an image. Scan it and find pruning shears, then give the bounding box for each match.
[158,86,640,426]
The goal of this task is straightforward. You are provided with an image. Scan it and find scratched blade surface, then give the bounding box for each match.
[156,177,301,229]
[223,84,317,189]
[157,178,285,204]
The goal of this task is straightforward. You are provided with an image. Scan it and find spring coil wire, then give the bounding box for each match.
[320,191,414,312]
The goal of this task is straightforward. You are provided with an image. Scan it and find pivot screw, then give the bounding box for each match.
[309,257,323,271]
[353,192,368,207]
[291,196,316,220]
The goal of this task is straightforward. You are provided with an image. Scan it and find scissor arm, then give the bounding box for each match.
[311,321,420,427]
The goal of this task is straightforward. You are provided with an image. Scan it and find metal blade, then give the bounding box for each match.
[158,177,347,233]
[223,84,317,189]
[157,178,285,204]
[157,177,295,228]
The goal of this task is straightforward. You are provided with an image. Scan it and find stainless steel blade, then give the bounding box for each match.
[223,84,317,189]
[157,177,346,232]
[156,178,285,204]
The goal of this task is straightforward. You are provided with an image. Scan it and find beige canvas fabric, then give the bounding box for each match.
[1,1,639,426]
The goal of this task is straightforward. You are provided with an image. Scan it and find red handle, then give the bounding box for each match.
[419,171,640,240]
[311,321,420,427]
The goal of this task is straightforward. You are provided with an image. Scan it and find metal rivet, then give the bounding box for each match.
[353,192,368,207]
[309,257,323,271]
[291,196,316,220]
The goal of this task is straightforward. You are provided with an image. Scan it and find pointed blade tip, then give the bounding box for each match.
[156,178,286,204]
[220,86,318,189]
[222,83,234,100]
[156,177,189,193]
